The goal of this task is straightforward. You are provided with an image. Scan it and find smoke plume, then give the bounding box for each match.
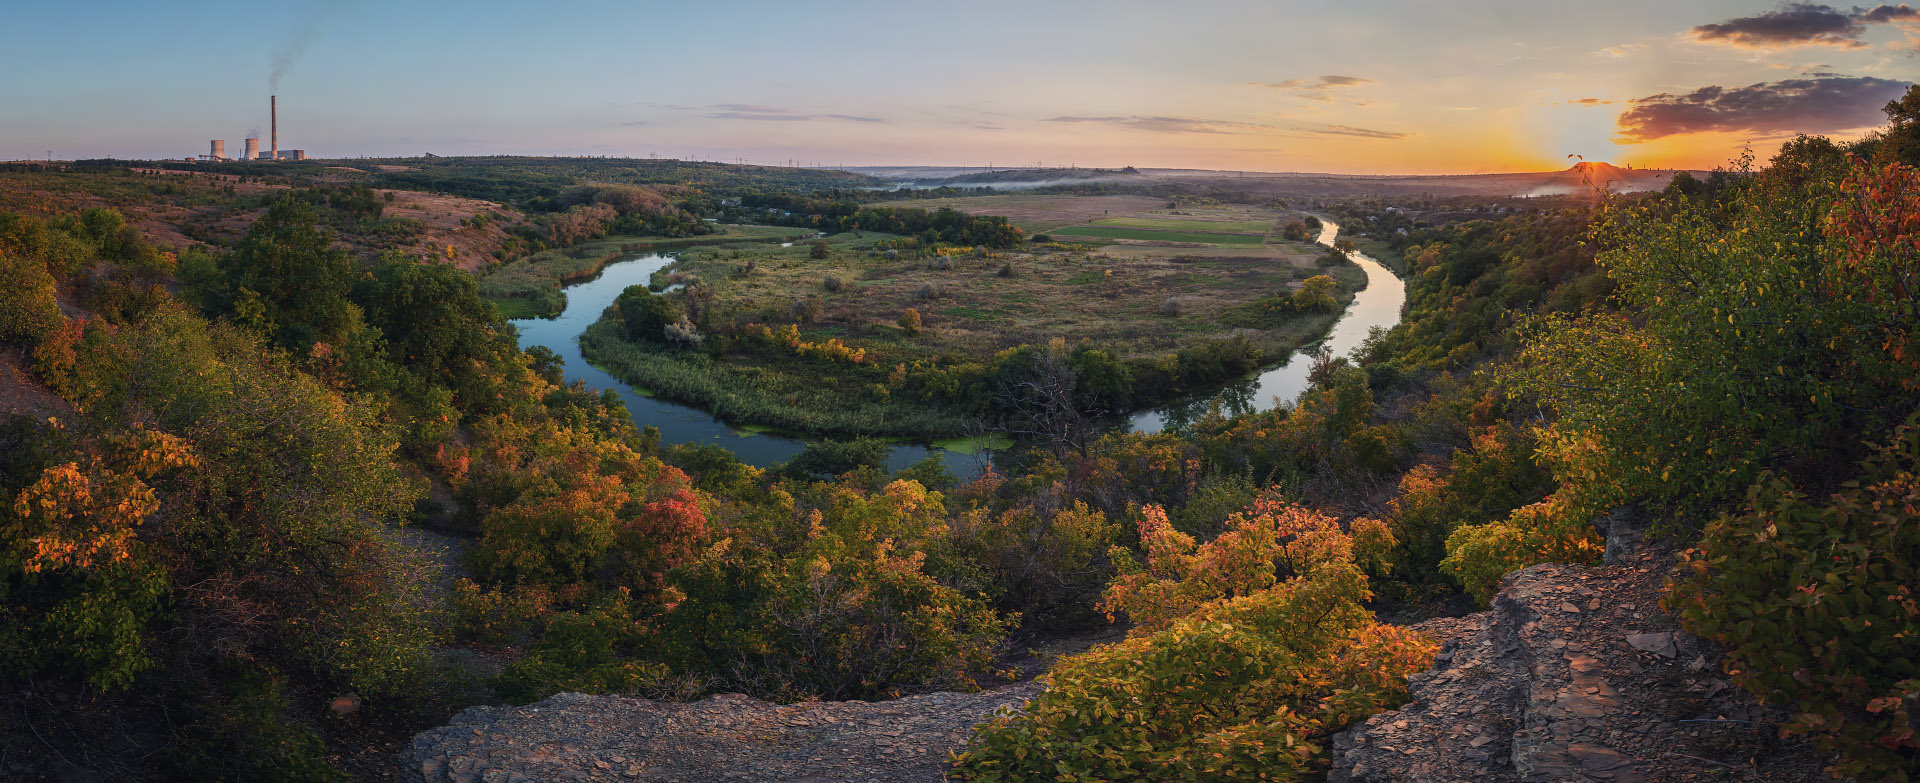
[269,0,358,90]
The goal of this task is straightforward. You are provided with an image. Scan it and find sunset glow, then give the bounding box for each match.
[2,1,1915,172]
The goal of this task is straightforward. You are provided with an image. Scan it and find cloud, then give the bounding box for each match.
[1300,124,1410,139]
[1863,3,1920,22]
[1600,43,1646,58]
[705,104,885,123]
[1043,115,1409,140]
[1614,75,1910,141]
[1045,115,1248,134]
[1258,75,1376,101]
[1573,98,1616,106]
[1689,3,1918,49]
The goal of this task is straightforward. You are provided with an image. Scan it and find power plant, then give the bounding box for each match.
[194,95,305,161]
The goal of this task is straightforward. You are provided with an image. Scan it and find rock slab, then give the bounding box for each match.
[399,682,1042,783]
[1329,557,1833,783]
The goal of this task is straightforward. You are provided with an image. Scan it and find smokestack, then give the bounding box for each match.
[271,95,278,161]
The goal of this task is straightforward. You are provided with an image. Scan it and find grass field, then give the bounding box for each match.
[576,196,1375,439]
[870,194,1168,233]
[478,225,814,318]
[1352,236,1406,273]
[1046,225,1269,245]
[1089,216,1274,234]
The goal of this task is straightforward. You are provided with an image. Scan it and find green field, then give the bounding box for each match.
[1090,216,1274,234]
[1048,225,1270,245]
[479,225,814,318]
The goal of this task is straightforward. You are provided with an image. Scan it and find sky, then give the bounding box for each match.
[3,0,1917,173]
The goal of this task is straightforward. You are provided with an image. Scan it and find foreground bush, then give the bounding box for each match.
[1441,494,1604,604]
[954,494,1432,781]
[953,560,1433,781]
[1670,418,1920,781]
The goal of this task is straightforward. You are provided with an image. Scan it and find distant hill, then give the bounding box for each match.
[841,162,1702,199]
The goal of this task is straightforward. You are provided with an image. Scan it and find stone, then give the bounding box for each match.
[1625,632,1678,659]
[329,692,364,715]
[1329,562,1831,783]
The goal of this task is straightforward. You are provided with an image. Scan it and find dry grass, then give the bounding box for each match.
[670,223,1335,362]
[870,195,1167,233]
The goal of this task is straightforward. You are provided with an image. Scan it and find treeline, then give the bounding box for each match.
[358,157,878,209]
[739,194,1026,247]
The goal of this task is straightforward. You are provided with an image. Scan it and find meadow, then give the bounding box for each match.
[478,224,814,317]
[579,196,1366,438]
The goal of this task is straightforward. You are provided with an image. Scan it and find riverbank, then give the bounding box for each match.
[579,317,976,440]
[507,217,1401,471]
[481,225,816,318]
[1131,218,1407,432]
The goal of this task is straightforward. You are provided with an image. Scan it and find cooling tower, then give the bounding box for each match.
[244,138,260,160]
[210,140,225,160]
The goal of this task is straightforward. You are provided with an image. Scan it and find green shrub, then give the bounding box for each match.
[167,665,343,783]
[954,556,1433,781]
[0,251,61,344]
[1440,495,1603,604]
[496,608,672,704]
[1670,418,1920,780]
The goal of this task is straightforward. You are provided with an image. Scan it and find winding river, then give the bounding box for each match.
[1128,218,1406,433]
[509,249,989,475]
[509,219,1404,470]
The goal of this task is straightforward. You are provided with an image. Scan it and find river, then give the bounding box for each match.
[509,248,989,475]
[510,219,1404,470]
[1128,218,1406,433]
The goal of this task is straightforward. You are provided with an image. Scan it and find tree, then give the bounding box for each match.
[356,253,517,412]
[897,308,921,336]
[1292,275,1338,312]
[1880,84,1920,166]
[0,251,62,345]
[615,285,679,343]
[215,199,361,351]
[809,240,829,259]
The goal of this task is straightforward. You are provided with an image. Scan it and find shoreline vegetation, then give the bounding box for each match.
[481,225,816,319]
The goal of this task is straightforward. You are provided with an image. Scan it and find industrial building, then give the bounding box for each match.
[194,95,304,161]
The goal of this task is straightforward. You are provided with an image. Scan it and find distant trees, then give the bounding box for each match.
[741,196,1025,248]
[897,307,922,336]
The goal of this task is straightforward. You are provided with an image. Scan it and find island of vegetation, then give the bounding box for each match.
[574,197,1365,441]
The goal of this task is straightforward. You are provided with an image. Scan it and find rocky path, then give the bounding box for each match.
[399,681,1042,783]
